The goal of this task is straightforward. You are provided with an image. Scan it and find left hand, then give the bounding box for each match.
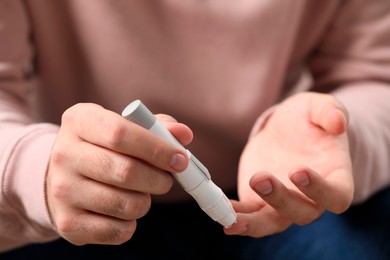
[225,92,354,237]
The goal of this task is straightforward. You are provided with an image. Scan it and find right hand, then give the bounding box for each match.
[46,103,192,245]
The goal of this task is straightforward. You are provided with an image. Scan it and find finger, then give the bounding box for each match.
[249,171,324,225]
[290,167,353,214]
[309,94,349,135]
[58,140,174,195]
[62,103,188,173]
[229,199,266,214]
[56,210,137,245]
[224,203,292,237]
[51,175,151,221]
[157,114,194,146]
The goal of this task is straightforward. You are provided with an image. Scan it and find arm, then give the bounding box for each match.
[308,0,390,203]
[0,0,59,251]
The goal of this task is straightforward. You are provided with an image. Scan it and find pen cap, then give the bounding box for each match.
[122,100,156,130]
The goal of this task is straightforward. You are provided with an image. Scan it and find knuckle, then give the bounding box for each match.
[61,107,75,125]
[87,219,137,245]
[151,173,173,195]
[50,146,68,166]
[50,149,67,165]
[105,122,127,148]
[108,221,137,245]
[50,178,72,200]
[109,196,134,218]
[113,157,173,195]
[93,225,125,244]
[56,214,78,238]
[123,194,151,219]
[56,212,137,245]
[114,159,138,184]
[145,172,160,189]
[61,103,87,125]
[101,192,151,220]
[150,143,165,163]
[103,195,127,217]
[92,191,125,218]
[91,151,116,177]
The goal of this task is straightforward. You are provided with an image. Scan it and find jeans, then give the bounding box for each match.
[2,188,390,260]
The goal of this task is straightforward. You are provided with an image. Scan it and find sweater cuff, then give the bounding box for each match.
[3,123,59,239]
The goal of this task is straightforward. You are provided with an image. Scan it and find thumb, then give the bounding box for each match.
[309,95,349,135]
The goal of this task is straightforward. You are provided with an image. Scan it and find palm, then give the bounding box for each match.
[238,93,352,203]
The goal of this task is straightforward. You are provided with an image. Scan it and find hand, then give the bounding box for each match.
[225,92,354,237]
[46,103,192,245]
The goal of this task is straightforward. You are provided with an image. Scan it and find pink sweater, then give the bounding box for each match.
[1,0,390,252]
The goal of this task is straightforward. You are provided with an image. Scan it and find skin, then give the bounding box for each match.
[46,91,354,244]
[46,103,193,245]
[224,92,354,237]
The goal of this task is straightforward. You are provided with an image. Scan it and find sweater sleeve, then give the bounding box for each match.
[0,1,59,252]
[308,0,390,203]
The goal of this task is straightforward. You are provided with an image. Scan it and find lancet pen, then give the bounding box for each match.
[122,100,237,227]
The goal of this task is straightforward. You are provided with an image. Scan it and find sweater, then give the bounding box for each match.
[1,0,390,251]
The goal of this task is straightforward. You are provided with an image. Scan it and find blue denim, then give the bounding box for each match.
[2,188,390,260]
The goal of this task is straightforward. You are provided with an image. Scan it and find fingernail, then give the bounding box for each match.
[254,179,273,195]
[292,171,310,187]
[170,153,187,171]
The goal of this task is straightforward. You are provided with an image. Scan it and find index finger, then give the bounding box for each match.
[224,203,292,238]
[62,103,188,173]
